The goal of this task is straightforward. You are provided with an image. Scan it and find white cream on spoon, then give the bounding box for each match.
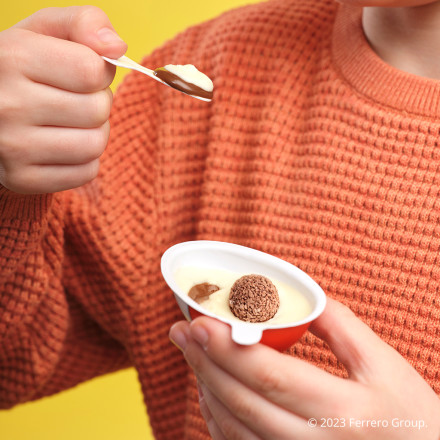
[103,55,213,101]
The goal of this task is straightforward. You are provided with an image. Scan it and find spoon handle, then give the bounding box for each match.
[102,55,165,84]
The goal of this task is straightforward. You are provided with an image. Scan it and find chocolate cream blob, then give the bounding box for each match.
[188,283,220,304]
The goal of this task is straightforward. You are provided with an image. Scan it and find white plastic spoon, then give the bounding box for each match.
[102,55,213,102]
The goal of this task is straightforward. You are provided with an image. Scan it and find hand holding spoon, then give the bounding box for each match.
[103,55,213,102]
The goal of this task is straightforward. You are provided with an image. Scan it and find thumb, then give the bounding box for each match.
[14,6,127,58]
[309,298,396,382]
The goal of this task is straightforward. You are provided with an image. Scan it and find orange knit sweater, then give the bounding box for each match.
[1,0,440,438]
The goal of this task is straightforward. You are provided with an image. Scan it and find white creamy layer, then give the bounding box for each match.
[165,64,214,92]
[174,266,312,325]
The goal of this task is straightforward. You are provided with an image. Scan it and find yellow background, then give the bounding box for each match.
[0,0,262,439]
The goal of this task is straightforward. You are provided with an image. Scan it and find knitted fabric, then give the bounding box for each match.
[1,0,440,438]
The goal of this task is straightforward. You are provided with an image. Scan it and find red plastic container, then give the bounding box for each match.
[161,241,326,351]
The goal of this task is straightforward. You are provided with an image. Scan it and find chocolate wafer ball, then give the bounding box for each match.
[229,274,279,323]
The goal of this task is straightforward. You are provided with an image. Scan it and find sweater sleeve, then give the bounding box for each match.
[0,182,131,407]
[0,189,61,406]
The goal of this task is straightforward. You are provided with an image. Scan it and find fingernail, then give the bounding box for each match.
[97,27,124,44]
[169,325,188,352]
[191,322,209,350]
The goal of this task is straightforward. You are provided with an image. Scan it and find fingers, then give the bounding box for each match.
[170,321,320,440]
[27,85,113,128]
[0,81,111,156]
[308,298,398,382]
[5,30,115,93]
[198,381,260,440]
[178,317,349,418]
[14,6,127,58]
[1,123,110,165]
[0,122,109,193]
[0,161,101,194]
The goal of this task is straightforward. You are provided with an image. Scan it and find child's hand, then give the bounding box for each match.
[0,6,127,194]
[170,298,440,440]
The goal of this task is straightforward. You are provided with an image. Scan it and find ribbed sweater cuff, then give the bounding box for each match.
[0,187,53,223]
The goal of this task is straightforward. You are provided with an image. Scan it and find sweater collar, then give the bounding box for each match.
[332,4,440,119]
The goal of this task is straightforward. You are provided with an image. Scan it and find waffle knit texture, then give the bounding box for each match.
[1,0,440,438]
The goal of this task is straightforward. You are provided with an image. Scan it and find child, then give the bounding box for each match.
[0,1,439,439]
